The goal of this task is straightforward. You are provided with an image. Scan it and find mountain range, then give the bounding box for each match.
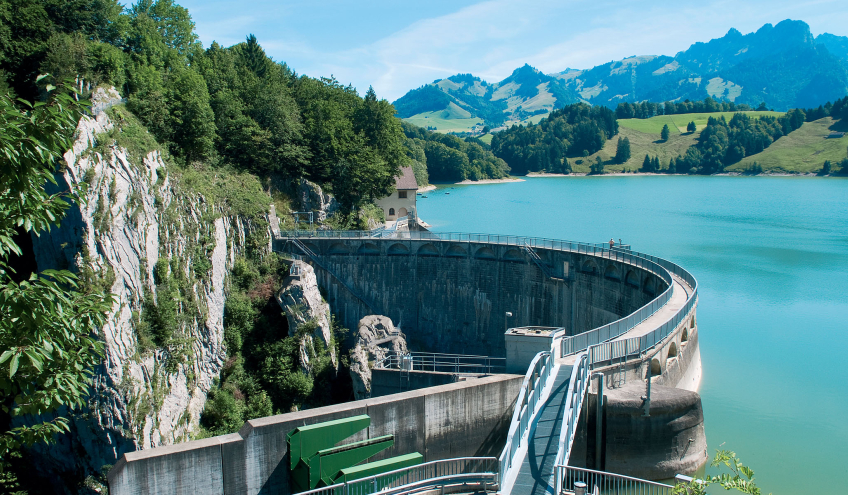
[392,20,848,128]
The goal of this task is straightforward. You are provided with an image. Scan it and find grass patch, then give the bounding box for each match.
[404,111,483,133]
[569,126,701,174]
[619,111,784,135]
[478,133,493,145]
[728,117,848,174]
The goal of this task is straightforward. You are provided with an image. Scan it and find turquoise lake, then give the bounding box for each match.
[417,176,848,494]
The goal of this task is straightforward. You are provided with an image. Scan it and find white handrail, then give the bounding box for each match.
[498,351,554,486]
[553,352,590,494]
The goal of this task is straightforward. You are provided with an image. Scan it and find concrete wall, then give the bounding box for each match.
[588,303,699,393]
[371,368,473,397]
[569,381,708,480]
[108,374,522,495]
[284,239,666,357]
[601,383,708,480]
[109,434,242,495]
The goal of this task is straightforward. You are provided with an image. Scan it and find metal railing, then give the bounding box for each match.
[297,457,498,495]
[375,351,506,375]
[288,238,378,314]
[553,353,590,495]
[289,254,304,277]
[498,351,555,487]
[586,262,698,370]
[555,466,673,495]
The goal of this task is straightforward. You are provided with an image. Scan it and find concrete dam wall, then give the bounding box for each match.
[108,375,522,495]
[281,237,669,357]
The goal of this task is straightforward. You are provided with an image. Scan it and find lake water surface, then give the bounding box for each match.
[418,176,848,494]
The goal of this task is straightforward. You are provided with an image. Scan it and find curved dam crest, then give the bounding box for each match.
[283,236,669,357]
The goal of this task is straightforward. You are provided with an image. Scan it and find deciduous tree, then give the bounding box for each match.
[0,82,112,481]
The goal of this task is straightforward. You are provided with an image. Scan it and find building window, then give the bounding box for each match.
[389,208,395,216]
[398,191,407,199]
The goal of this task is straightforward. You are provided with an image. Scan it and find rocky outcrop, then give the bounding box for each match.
[349,315,408,399]
[26,88,264,488]
[276,261,336,368]
[297,179,338,222]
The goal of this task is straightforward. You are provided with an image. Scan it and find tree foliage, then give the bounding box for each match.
[402,122,509,181]
[672,109,806,174]
[614,136,631,164]
[616,97,753,119]
[0,83,112,471]
[802,95,848,122]
[672,450,769,495]
[491,103,617,175]
[1,2,410,212]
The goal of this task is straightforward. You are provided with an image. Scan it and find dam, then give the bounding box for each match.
[108,230,702,495]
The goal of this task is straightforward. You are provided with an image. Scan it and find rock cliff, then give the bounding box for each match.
[276,261,336,368]
[349,315,408,399]
[26,87,269,489]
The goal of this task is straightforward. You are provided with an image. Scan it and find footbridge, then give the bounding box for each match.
[275,230,698,495]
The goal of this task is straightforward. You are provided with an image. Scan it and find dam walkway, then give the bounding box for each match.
[614,273,692,341]
[510,368,571,495]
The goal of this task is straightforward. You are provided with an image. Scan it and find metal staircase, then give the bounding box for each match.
[522,242,565,282]
[289,238,379,314]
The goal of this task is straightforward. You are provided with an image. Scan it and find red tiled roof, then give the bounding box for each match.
[395,166,418,190]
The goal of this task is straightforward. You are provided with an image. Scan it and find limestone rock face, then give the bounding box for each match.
[276,261,336,368]
[349,315,408,399]
[25,88,261,488]
[297,179,338,222]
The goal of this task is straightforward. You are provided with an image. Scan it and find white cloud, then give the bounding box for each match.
[184,0,848,101]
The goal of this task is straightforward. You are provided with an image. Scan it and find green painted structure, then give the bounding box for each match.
[286,414,423,492]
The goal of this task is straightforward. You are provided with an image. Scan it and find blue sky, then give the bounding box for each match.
[134,0,848,101]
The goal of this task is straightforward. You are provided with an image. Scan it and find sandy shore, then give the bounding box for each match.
[527,171,822,178]
[526,172,582,177]
[454,177,526,185]
[417,184,437,193]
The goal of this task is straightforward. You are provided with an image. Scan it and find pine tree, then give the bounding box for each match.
[642,154,652,172]
[614,136,631,164]
[242,34,269,77]
[661,124,670,141]
[687,121,696,133]
[652,156,660,171]
[590,156,605,174]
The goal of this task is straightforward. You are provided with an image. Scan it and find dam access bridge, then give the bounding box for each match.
[107,229,699,495]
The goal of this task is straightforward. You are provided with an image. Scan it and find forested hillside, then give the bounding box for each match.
[487,96,848,176]
[402,122,510,181]
[490,103,617,174]
[0,0,410,215]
